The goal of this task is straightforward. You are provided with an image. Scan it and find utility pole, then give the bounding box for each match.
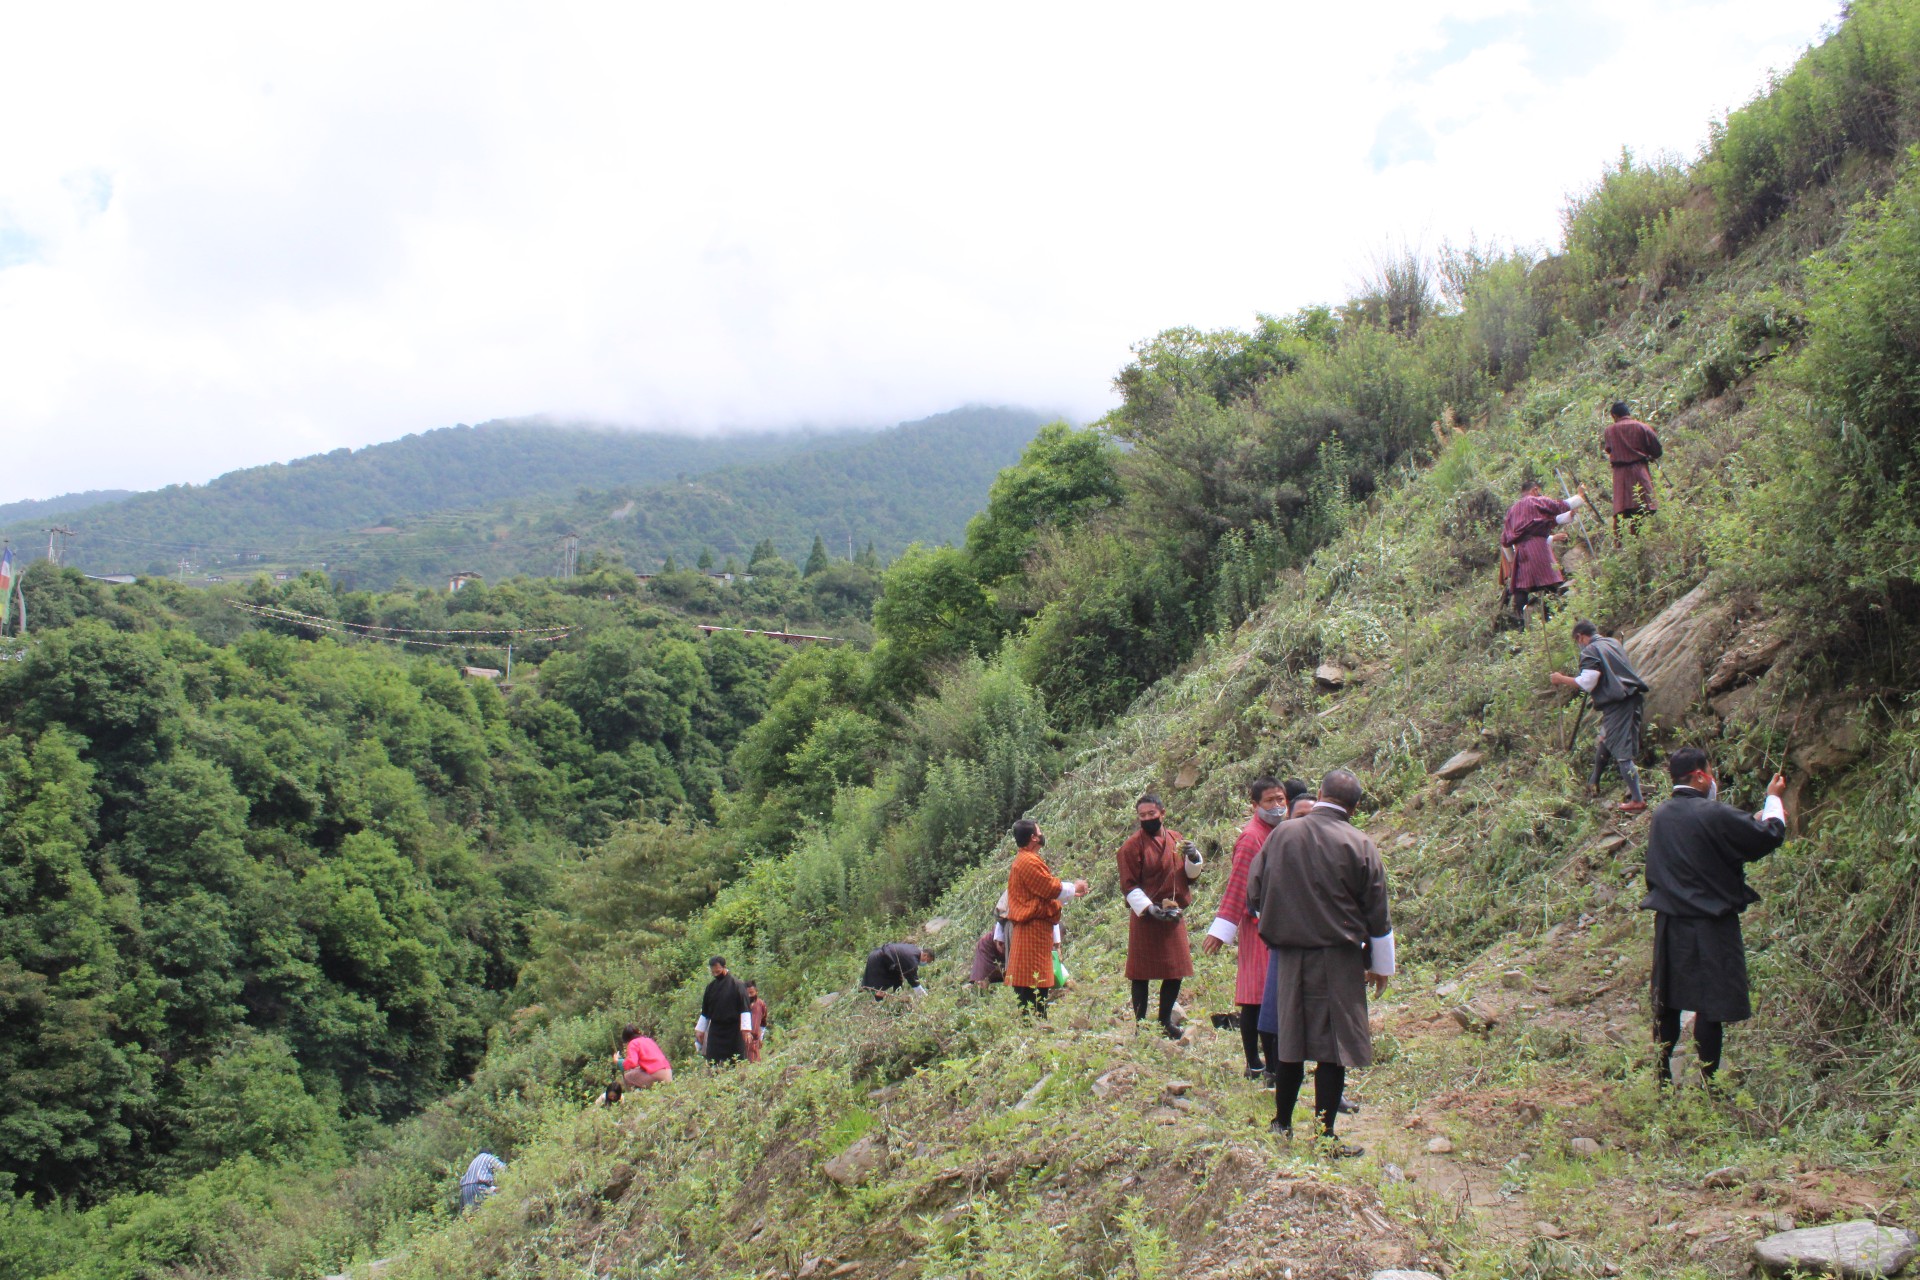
[43,525,72,565]
[561,533,580,579]
[178,556,190,583]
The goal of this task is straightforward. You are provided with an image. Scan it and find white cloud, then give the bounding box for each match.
[0,0,1840,501]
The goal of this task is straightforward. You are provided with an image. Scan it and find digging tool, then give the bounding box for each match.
[1564,699,1589,755]
[1554,468,1598,560]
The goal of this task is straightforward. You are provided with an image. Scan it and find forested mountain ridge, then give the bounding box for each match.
[0,406,1047,587]
[0,491,135,527]
[10,5,1920,1279]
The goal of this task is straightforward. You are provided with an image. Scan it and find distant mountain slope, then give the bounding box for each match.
[0,489,135,528]
[1,419,867,575]
[317,405,1052,587]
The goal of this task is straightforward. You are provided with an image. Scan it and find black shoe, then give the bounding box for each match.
[1338,1095,1359,1115]
[1267,1121,1292,1138]
[1244,1067,1266,1082]
[1161,1020,1182,1041]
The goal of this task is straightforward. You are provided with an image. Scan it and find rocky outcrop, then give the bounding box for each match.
[1751,1220,1917,1277]
[1624,584,1726,730]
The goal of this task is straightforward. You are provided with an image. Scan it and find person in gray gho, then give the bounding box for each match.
[1551,619,1651,813]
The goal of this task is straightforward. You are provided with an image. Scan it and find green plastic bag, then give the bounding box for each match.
[1053,954,1070,987]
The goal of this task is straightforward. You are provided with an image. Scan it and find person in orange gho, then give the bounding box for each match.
[1003,818,1087,1017]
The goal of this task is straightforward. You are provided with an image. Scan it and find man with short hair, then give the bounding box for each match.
[1004,819,1088,1016]
[695,956,753,1064]
[1201,776,1287,1080]
[1283,777,1314,819]
[1550,619,1652,813]
[1501,477,1587,626]
[861,941,936,998]
[1246,769,1393,1156]
[1603,401,1663,537]
[1643,748,1787,1087]
[1117,793,1203,1039]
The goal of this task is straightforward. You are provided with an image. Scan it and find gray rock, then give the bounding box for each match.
[1314,663,1347,688]
[1174,758,1203,789]
[1163,1079,1196,1096]
[921,916,950,936]
[1536,1221,1569,1239]
[1751,1220,1918,1277]
[1169,1097,1196,1112]
[824,1135,885,1186]
[1434,980,1461,999]
[815,991,842,1007]
[1433,749,1486,780]
[1569,1136,1602,1157]
[1012,1071,1053,1111]
[1501,969,1530,989]
[1426,1136,1454,1154]
[1702,1164,1747,1189]
[1450,1000,1498,1032]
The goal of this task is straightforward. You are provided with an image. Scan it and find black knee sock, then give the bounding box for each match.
[1655,1009,1682,1082]
[1695,1019,1724,1078]
[1262,1032,1278,1074]
[1015,986,1047,1018]
[1273,1061,1305,1129]
[1130,979,1149,1021]
[1158,979,1182,1027]
[1238,1005,1264,1070]
[1313,1063,1347,1137]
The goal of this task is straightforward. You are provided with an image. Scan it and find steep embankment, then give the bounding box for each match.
[376,196,1920,1280]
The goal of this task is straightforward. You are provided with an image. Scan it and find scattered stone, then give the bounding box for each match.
[1433,749,1486,781]
[1174,758,1203,789]
[1169,1097,1197,1112]
[1314,663,1347,689]
[1751,1220,1918,1278]
[1569,1136,1602,1158]
[1511,1100,1543,1124]
[1594,834,1630,856]
[796,1258,823,1278]
[824,1135,885,1186]
[1394,834,1418,850]
[1013,1072,1054,1111]
[1591,883,1619,906]
[1145,1106,1179,1124]
[1434,980,1461,999]
[1536,1222,1570,1239]
[1382,1163,1406,1183]
[600,1161,636,1201]
[1703,1165,1747,1189]
[830,1265,863,1277]
[1501,969,1529,989]
[867,1085,899,1102]
[1450,1000,1499,1033]
[1426,1136,1454,1155]
[921,916,950,937]
[1091,1068,1131,1100]
[1164,1079,1195,1097]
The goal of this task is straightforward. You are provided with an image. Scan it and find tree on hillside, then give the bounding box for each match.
[963,422,1122,584]
[804,536,830,576]
[697,547,714,571]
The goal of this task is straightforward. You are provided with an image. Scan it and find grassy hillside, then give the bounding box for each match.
[12,6,1920,1279]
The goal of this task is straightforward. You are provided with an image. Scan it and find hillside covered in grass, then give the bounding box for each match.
[10,4,1920,1279]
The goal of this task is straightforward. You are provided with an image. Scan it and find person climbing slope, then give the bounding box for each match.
[1603,400,1663,537]
[1549,619,1651,813]
[1501,476,1587,627]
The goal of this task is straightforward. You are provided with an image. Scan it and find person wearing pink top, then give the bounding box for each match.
[621,1024,672,1090]
[1202,777,1296,1082]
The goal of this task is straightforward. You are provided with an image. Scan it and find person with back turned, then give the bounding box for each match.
[1550,619,1652,813]
[1603,400,1663,537]
[1501,475,1588,627]
[1246,769,1394,1155]
[1643,747,1787,1088]
[861,941,935,998]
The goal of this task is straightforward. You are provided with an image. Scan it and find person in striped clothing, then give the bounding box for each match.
[1202,777,1290,1081]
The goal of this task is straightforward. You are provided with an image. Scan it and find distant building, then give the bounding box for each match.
[696,624,840,647]
[462,666,503,680]
[84,574,137,585]
[449,572,482,594]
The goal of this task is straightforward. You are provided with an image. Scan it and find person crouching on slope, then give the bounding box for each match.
[1004,819,1087,1017]
[1118,794,1203,1039]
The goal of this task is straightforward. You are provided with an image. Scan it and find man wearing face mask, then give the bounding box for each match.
[1117,794,1202,1039]
[1643,747,1788,1087]
[1550,619,1651,813]
[1201,777,1288,1080]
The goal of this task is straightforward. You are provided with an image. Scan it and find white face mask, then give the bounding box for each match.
[1257,805,1286,824]
[1706,779,1718,801]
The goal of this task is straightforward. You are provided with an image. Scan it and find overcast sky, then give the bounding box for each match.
[0,1,1839,503]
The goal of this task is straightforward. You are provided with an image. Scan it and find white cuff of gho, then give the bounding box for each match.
[695,1016,710,1034]
[1126,888,1153,916]
[1758,795,1786,824]
[1182,855,1203,880]
[1056,882,1077,903]
[1207,917,1237,945]
[739,1012,753,1032]
[1367,932,1396,977]
[912,985,927,997]
[1574,669,1600,692]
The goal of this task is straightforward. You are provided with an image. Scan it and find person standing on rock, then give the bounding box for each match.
[1643,747,1787,1087]
[1202,776,1287,1081]
[1549,619,1651,813]
[1501,476,1588,627]
[1117,794,1202,1039]
[861,942,935,999]
[695,956,753,1065]
[1603,401,1662,538]
[1246,769,1393,1155]
[1004,819,1087,1017]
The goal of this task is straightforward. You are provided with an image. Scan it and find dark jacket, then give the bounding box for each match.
[1641,788,1786,918]
[861,942,924,990]
[700,973,751,1060]
[1246,806,1391,950]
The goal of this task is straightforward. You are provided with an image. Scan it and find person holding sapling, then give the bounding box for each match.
[1549,619,1651,814]
[1246,769,1392,1156]
[1004,818,1087,1017]
[1642,748,1787,1088]
[1117,793,1201,1039]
